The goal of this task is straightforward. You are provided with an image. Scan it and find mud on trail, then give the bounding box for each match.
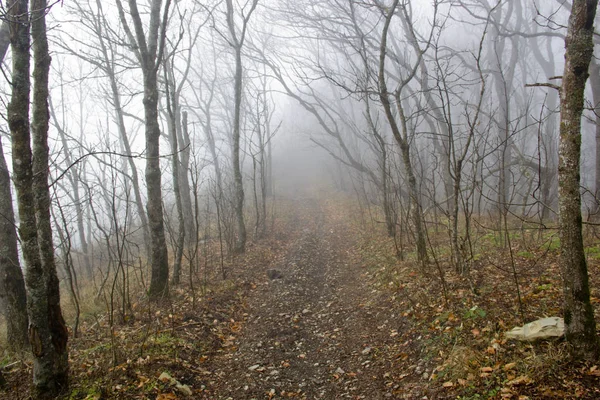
[204,197,402,399]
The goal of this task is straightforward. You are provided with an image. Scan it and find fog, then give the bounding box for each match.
[0,0,589,251]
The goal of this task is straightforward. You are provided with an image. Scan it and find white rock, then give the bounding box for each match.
[248,364,261,371]
[505,317,564,341]
[176,383,193,397]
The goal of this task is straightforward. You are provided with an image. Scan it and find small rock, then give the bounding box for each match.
[158,372,176,385]
[361,347,372,355]
[248,364,260,371]
[267,269,283,280]
[176,383,193,397]
[335,367,345,375]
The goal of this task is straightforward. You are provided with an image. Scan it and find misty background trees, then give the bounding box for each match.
[0,0,599,395]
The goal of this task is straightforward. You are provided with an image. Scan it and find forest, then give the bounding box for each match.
[0,0,599,399]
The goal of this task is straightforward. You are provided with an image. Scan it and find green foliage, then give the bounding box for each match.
[67,385,101,400]
[463,306,486,320]
[456,385,501,400]
[0,354,14,368]
[516,250,534,258]
[544,235,560,251]
[585,244,600,259]
[535,283,553,292]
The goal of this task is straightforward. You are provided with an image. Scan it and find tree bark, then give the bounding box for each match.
[377,0,429,266]
[178,112,195,245]
[144,65,170,299]
[116,0,172,300]
[94,0,151,252]
[229,20,247,254]
[8,0,69,395]
[31,0,69,391]
[558,0,599,360]
[164,59,184,285]
[0,19,28,353]
[588,58,600,215]
[226,0,258,253]
[0,140,28,352]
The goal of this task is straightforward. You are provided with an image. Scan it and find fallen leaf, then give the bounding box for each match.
[506,375,533,386]
[157,394,178,400]
[503,362,517,371]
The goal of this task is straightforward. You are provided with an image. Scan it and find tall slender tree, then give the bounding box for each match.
[225,0,258,254]
[116,0,172,299]
[0,20,28,353]
[558,0,599,360]
[8,0,69,395]
[378,0,435,266]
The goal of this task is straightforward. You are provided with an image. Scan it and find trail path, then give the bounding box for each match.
[205,197,403,399]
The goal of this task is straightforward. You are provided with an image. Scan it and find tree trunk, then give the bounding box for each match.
[0,19,28,354]
[31,0,69,391]
[115,0,172,300]
[558,0,599,360]
[144,71,170,299]
[50,96,93,280]
[0,140,28,352]
[165,60,184,286]
[232,48,247,253]
[588,58,600,216]
[178,111,196,245]
[8,0,69,395]
[377,0,428,266]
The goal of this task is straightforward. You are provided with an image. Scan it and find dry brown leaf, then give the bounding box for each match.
[503,362,517,371]
[506,375,533,386]
[157,394,178,400]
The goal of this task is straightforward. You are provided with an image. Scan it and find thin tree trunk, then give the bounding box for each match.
[144,69,170,298]
[8,0,68,395]
[49,95,92,280]
[377,0,428,266]
[231,48,247,253]
[225,0,258,253]
[165,59,184,285]
[588,59,600,216]
[179,111,195,245]
[558,0,599,360]
[0,140,28,352]
[0,19,28,353]
[31,0,69,391]
[116,0,172,300]
[98,0,151,252]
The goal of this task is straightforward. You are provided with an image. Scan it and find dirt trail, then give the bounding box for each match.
[205,197,401,399]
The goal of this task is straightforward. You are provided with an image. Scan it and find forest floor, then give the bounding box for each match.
[2,193,600,399]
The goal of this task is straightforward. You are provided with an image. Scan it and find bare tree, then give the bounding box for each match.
[378,0,438,266]
[8,0,69,395]
[557,0,599,360]
[63,0,152,253]
[116,0,172,299]
[225,0,259,253]
[0,19,28,353]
